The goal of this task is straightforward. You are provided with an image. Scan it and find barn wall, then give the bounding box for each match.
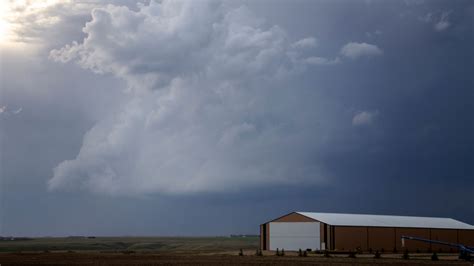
[320,223,326,250]
[367,227,396,252]
[459,229,474,247]
[334,226,368,251]
[396,228,431,251]
[430,229,458,252]
[331,227,474,252]
[266,223,270,250]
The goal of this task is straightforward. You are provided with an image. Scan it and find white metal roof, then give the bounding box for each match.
[297,212,474,230]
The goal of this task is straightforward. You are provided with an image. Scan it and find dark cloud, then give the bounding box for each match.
[1,0,473,236]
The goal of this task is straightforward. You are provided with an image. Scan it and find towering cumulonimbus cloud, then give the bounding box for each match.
[48,0,336,196]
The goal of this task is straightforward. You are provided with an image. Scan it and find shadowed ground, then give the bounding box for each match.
[0,237,470,265]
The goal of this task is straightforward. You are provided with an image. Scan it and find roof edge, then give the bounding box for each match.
[296,212,474,230]
[261,211,318,224]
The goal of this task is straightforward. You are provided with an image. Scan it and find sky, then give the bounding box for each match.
[0,0,473,237]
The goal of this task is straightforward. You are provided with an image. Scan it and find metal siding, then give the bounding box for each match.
[334,226,368,251]
[367,227,396,251]
[269,222,320,251]
[430,229,459,252]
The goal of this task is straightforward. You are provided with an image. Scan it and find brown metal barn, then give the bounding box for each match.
[260,212,474,252]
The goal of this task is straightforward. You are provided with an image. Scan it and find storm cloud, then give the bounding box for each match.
[1,0,473,236]
[48,0,339,195]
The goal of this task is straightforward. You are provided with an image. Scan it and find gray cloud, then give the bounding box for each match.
[420,11,452,32]
[434,11,451,31]
[290,37,317,49]
[303,56,340,66]
[48,0,332,196]
[340,42,383,59]
[0,105,22,116]
[352,110,379,126]
[2,0,473,236]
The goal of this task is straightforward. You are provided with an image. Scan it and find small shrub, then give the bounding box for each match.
[239,249,244,256]
[303,250,308,257]
[403,249,409,260]
[281,249,285,256]
[431,252,439,261]
[374,250,381,259]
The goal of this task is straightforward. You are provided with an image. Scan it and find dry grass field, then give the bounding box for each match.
[0,237,471,265]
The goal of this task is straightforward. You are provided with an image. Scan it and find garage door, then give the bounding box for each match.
[269,222,320,251]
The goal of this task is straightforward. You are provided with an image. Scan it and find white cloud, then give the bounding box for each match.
[49,2,327,91]
[287,37,338,67]
[352,110,379,126]
[4,0,150,48]
[0,106,6,114]
[48,0,329,196]
[340,42,383,59]
[291,37,317,49]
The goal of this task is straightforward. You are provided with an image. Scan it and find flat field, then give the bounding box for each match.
[0,237,471,265]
